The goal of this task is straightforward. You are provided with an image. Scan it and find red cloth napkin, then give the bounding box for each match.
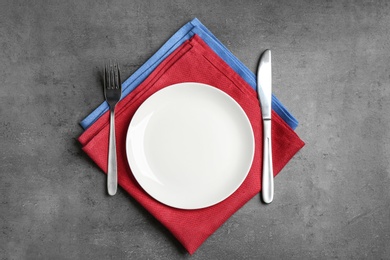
[78,34,304,254]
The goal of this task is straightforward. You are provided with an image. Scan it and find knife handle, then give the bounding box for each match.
[262,119,274,203]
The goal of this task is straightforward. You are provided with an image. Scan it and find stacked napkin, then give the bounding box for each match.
[80,18,298,130]
[79,20,304,254]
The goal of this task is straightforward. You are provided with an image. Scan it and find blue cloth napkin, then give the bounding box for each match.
[80,18,298,130]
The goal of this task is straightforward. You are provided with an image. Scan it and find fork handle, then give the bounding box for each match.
[107,108,118,196]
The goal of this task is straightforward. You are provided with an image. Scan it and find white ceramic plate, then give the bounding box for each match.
[125,82,254,209]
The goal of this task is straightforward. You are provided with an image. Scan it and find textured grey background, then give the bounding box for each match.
[1,0,390,259]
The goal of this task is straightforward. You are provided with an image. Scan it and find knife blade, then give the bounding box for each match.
[257,49,274,204]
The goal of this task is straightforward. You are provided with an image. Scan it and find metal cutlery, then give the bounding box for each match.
[257,49,274,204]
[104,62,122,196]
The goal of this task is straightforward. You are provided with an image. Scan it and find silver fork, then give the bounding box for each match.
[104,62,122,196]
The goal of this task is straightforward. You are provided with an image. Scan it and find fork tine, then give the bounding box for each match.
[103,65,106,88]
[110,63,115,89]
[117,63,121,90]
[107,63,110,89]
[113,63,117,89]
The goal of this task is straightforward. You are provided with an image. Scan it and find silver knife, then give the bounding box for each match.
[257,49,274,204]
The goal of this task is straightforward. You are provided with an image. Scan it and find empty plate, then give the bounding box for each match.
[125,82,254,209]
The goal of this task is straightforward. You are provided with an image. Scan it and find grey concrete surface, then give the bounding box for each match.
[1,0,390,259]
